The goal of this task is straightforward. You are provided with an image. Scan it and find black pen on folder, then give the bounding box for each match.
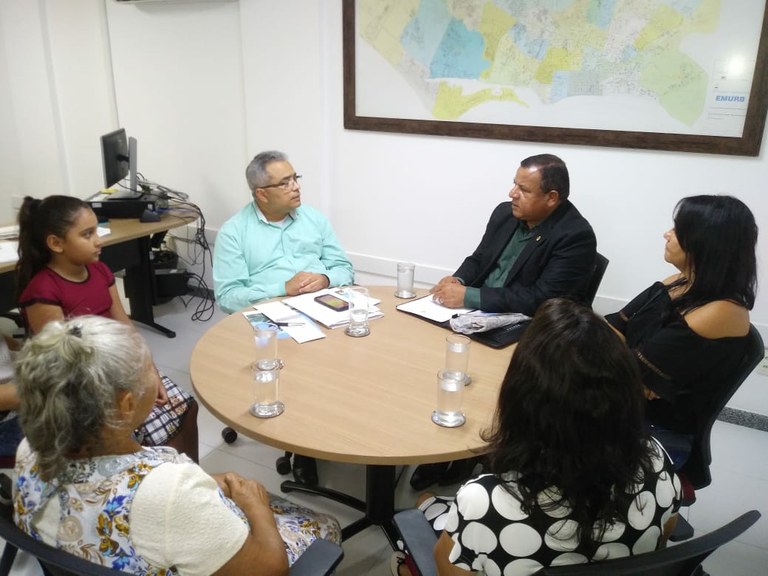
[273,321,304,327]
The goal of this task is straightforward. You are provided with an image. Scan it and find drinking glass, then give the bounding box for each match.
[431,369,465,427]
[250,367,284,418]
[344,286,371,337]
[445,334,471,385]
[253,326,282,371]
[395,262,416,298]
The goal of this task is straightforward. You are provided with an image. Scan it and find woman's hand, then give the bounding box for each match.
[212,472,288,576]
[222,472,271,511]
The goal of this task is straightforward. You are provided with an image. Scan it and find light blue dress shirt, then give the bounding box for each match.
[213,202,354,313]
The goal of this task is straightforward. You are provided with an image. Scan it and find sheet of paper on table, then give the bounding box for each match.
[252,301,326,343]
[0,225,19,240]
[0,241,18,266]
[282,288,383,329]
[395,294,475,323]
[242,310,293,339]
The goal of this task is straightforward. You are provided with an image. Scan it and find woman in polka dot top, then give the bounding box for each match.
[418,299,681,576]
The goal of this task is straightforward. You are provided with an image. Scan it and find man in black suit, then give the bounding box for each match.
[430,153,596,314]
[412,153,598,490]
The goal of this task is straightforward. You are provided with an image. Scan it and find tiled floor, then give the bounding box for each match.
[2,296,767,575]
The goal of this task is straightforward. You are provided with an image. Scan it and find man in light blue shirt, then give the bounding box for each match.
[213,151,354,487]
[213,150,354,314]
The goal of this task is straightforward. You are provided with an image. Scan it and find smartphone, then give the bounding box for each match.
[314,293,349,312]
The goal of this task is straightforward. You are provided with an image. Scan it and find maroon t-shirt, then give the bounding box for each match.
[19,261,116,321]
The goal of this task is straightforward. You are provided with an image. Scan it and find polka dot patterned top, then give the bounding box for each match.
[420,439,681,576]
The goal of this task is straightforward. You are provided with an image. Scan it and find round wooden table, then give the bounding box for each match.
[190,286,515,544]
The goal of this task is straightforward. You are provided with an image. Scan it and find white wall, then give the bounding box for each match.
[104,0,246,227]
[1,0,766,415]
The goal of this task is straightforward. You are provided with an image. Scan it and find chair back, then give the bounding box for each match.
[680,324,764,489]
[533,510,760,575]
[585,252,609,305]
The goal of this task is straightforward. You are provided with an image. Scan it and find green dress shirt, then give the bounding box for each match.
[463,225,535,309]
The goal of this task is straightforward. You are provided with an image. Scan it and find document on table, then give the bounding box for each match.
[396,294,475,323]
[0,241,17,266]
[282,288,383,329]
[242,310,293,339]
[252,301,326,343]
[0,225,19,240]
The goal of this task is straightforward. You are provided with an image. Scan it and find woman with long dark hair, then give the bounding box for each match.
[405,299,680,576]
[606,195,758,462]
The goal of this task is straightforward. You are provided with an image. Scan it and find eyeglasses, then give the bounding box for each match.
[259,174,302,190]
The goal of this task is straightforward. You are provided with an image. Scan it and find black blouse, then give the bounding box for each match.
[605,282,751,435]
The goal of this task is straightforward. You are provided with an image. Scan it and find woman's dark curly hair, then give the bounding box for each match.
[481,298,654,551]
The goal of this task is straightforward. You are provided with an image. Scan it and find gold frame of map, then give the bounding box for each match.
[343,0,768,156]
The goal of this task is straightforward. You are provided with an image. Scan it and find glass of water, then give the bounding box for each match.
[431,369,466,427]
[250,367,284,418]
[445,334,471,385]
[395,262,416,298]
[344,286,371,337]
[253,326,282,371]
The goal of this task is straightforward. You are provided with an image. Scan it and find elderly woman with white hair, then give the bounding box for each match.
[13,315,340,575]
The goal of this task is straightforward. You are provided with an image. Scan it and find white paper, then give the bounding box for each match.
[396,294,475,323]
[0,225,18,240]
[282,288,383,329]
[0,241,18,265]
[252,301,326,343]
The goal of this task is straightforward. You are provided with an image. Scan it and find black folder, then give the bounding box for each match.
[396,304,529,349]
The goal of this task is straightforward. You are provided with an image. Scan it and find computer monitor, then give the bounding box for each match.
[100,128,138,193]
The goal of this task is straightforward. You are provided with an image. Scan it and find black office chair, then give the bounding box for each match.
[666,323,764,541]
[393,507,761,576]
[586,252,609,306]
[0,500,344,576]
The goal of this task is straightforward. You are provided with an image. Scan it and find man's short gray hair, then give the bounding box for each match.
[245,150,288,191]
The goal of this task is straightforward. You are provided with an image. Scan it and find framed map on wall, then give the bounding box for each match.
[343,0,768,156]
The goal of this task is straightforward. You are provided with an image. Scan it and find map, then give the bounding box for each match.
[355,0,764,136]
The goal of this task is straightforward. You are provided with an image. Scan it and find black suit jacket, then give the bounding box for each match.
[454,200,597,315]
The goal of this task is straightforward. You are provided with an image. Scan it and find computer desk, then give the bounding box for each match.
[190,287,516,547]
[0,214,196,338]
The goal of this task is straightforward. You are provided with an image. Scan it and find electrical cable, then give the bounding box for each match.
[142,187,216,323]
[179,271,215,322]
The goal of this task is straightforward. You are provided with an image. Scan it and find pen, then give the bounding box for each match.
[273,322,304,327]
